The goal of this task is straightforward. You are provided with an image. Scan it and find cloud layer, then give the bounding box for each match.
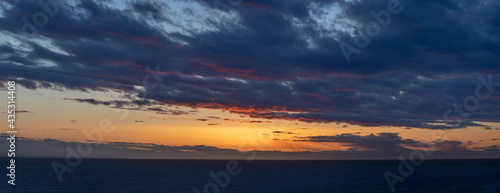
[1,0,500,129]
[1,133,498,160]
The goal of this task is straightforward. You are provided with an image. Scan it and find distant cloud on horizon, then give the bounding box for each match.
[1,133,498,160]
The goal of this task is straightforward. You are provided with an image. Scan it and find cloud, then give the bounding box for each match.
[296,131,478,156]
[473,145,500,152]
[59,128,76,131]
[296,132,418,152]
[0,0,499,130]
[66,98,160,107]
[2,110,30,114]
[430,140,467,151]
[483,145,500,152]
[66,98,194,115]
[272,131,298,135]
[1,134,499,160]
[196,116,272,124]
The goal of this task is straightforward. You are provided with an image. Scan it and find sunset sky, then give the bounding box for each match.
[1,0,499,160]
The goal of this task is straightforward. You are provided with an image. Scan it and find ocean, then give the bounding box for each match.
[2,158,499,193]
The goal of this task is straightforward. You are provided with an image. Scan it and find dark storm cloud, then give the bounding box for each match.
[1,0,500,129]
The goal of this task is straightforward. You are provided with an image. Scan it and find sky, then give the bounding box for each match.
[0,0,499,160]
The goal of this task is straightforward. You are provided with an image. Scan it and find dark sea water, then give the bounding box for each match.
[1,158,499,193]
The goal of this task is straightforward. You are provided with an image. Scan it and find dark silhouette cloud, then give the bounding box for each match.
[66,98,194,115]
[296,132,418,152]
[272,131,298,135]
[1,133,498,160]
[59,128,76,131]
